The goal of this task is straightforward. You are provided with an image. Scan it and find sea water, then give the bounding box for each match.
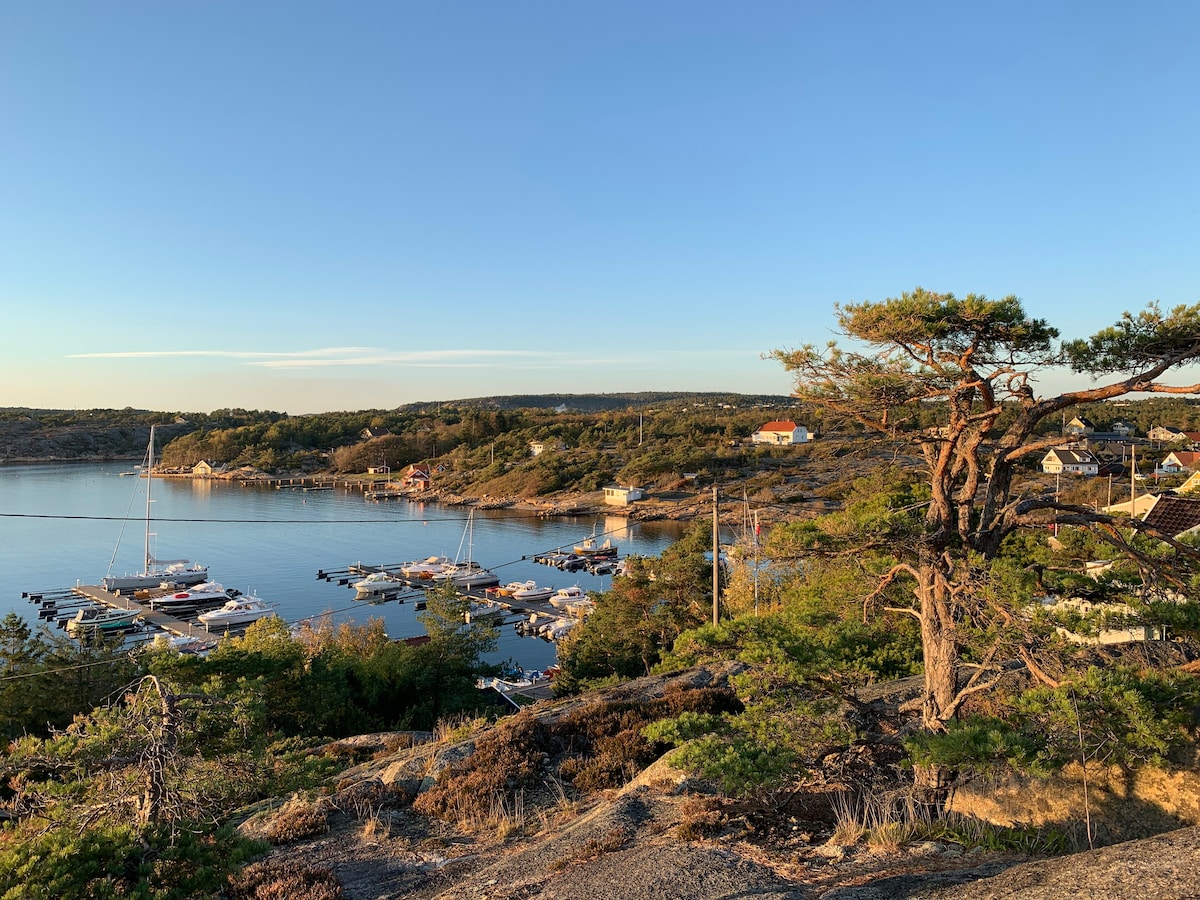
[0,462,685,671]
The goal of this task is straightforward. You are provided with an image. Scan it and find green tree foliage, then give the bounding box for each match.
[0,613,137,742]
[906,667,1200,776]
[555,524,713,690]
[772,289,1200,746]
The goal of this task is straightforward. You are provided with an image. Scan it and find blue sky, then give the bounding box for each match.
[2,2,1198,414]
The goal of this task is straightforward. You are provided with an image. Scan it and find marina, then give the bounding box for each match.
[2,461,686,671]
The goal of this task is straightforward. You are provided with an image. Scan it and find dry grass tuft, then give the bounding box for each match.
[829,788,924,855]
[675,795,727,841]
[360,813,390,841]
[550,826,631,870]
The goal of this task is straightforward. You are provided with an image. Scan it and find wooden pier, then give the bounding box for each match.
[317,563,586,623]
[69,585,219,639]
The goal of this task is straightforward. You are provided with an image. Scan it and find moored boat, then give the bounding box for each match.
[510,582,554,602]
[150,581,234,612]
[434,561,501,588]
[198,595,276,628]
[494,580,535,597]
[65,606,141,634]
[548,585,589,609]
[573,532,618,557]
[102,426,209,592]
[353,571,406,596]
[400,556,454,578]
[465,599,507,621]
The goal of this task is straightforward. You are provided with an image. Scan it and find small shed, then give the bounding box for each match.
[604,485,647,506]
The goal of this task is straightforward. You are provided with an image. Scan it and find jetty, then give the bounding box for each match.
[23,584,239,641]
[316,563,591,625]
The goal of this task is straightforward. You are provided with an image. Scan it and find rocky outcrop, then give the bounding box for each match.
[243,661,1200,900]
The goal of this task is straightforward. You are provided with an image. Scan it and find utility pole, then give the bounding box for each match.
[753,508,760,617]
[1054,472,1060,538]
[712,484,719,626]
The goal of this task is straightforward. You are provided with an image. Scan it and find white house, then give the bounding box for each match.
[1064,416,1095,436]
[1149,425,1187,443]
[751,421,809,445]
[1160,451,1200,473]
[1041,447,1099,475]
[604,485,647,506]
[191,460,222,477]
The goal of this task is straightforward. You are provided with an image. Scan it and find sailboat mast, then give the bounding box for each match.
[144,425,155,571]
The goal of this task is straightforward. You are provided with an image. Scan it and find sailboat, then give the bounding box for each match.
[101,425,209,592]
[432,509,500,588]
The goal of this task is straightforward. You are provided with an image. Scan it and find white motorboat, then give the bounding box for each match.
[494,580,535,597]
[536,616,575,640]
[151,581,233,611]
[465,599,507,622]
[400,556,454,578]
[510,582,554,602]
[546,620,576,641]
[102,425,209,592]
[353,571,406,596]
[198,595,275,628]
[548,585,589,609]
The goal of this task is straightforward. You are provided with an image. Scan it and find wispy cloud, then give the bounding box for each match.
[66,346,756,372]
[252,349,546,369]
[68,347,377,360]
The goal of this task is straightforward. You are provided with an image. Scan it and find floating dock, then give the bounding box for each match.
[24,584,238,641]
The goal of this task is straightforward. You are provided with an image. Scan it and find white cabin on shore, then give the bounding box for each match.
[751,421,809,445]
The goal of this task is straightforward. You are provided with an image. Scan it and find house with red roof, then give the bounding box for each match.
[400,464,432,490]
[1159,451,1200,473]
[751,421,809,445]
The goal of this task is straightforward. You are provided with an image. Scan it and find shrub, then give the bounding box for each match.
[264,797,329,845]
[227,859,343,899]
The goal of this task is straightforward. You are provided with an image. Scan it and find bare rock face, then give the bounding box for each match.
[253,661,1200,900]
[822,825,1200,900]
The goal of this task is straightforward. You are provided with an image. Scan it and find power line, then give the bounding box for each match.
[0,511,551,525]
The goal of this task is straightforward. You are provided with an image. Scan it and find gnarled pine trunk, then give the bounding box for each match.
[913,549,959,806]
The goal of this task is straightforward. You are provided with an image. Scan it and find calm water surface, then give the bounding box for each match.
[0,462,685,670]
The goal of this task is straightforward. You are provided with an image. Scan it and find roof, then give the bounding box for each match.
[756,421,800,432]
[1164,451,1200,467]
[1068,416,1096,428]
[1044,448,1098,465]
[1142,494,1200,537]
